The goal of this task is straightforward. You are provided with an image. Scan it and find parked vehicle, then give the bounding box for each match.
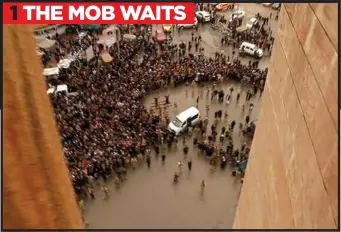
[155,27,166,43]
[215,3,232,11]
[168,107,200,135]
[272,3,281,10]
[176,18,198,29]
[195,11,211,23]
[229,10,246,22]
[245,17,259,29]
[263,3,273,7]
[162,24,172,33]
[46,84,69,95]
[239,42,264,59]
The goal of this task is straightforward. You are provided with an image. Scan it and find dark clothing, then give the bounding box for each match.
[218,110,222,118]
[231,121,236,129]
[146,156,151,168]
[188,161,192,171]
[221,127,226,134]
[183,146,189,155]
[245,116,250,124]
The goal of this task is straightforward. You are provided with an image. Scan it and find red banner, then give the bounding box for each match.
[3,2,195,24]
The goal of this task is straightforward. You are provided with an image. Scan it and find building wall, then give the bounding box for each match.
[233,3,338,229]
[3,24,84,229]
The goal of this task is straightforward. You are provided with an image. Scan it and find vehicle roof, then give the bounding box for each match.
[249,17,257,22]
[197,11,210,16]
[56,84,68,92]
[240,41,257,48]
[235,10,245,13]
[176,107,199,122]
[178,18,197,26]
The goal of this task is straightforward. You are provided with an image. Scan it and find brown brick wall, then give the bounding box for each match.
[233,3,338,229]
[3,24,84,229]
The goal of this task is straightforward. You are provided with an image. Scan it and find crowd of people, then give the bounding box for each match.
[218,12,276,54]
[39,16,268,204]
[193,3,277,55]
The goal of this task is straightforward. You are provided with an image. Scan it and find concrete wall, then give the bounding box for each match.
[233,3,338,229]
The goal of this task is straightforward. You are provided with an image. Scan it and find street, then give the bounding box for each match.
[164,3,278,68]
[84,3,277,229]
[84,82,261,229]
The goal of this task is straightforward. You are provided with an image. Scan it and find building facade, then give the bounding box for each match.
[233,3,338,229]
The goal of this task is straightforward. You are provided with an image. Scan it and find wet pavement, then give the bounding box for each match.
[84,3,276,229]
[162,3,278,68]
[84,81,262,229]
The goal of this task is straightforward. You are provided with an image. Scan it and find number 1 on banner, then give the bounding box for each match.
[10,6,18,20]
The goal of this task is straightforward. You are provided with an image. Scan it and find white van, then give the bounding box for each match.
[246,17,258,29]
[168,107,200,135]
[47,84,68,95]
[195,11,211,23]
[239,42,264,58]
[177,18,198,29]
[43,67,59,76]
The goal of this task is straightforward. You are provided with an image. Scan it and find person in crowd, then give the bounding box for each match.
[146,154,151,168]
[43,23,262,206]
[183,144,189,158]
[173,172,179,183]
[187,159,192,171]
[161,153,166,165]
[200,180,206,192]
[101,185,109,199]
[178,161,184,173]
